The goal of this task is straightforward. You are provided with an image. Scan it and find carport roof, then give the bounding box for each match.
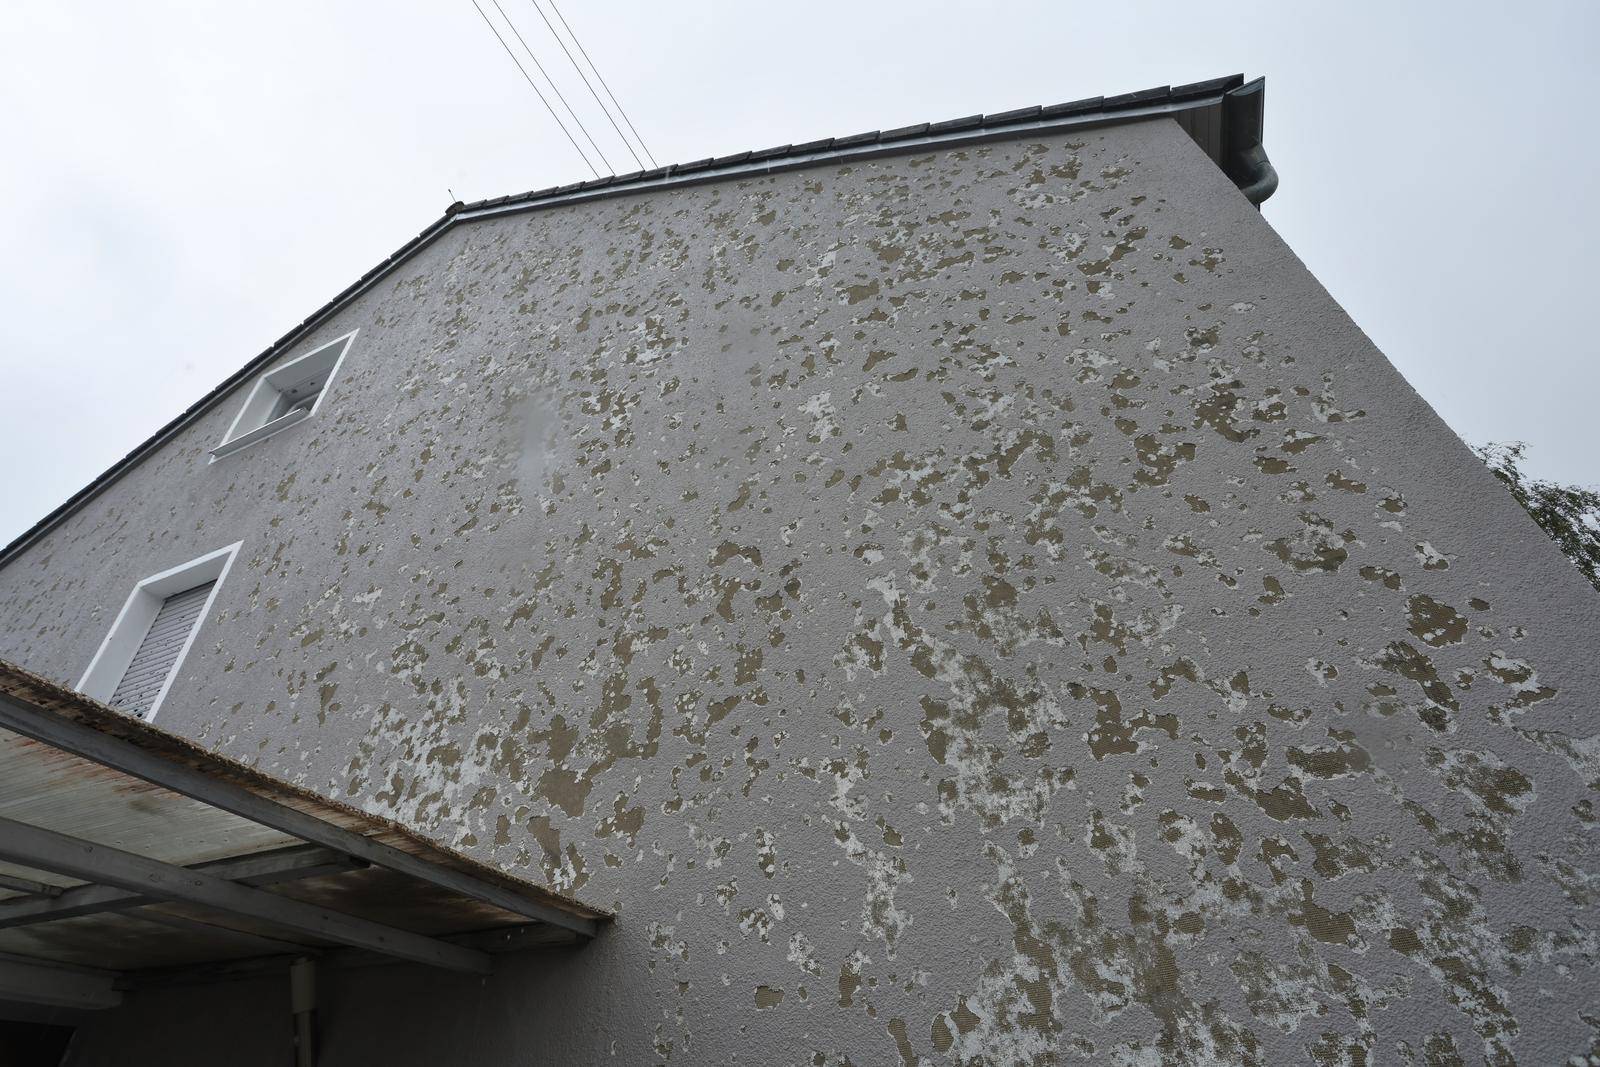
[0,660,605,1008]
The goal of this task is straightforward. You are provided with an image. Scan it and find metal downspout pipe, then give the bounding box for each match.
[1222,77,1280,207]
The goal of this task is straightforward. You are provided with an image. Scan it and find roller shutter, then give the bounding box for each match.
[108,581,214,718]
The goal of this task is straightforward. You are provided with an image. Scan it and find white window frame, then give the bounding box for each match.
[210,330,357,461]
[77,542,243,722]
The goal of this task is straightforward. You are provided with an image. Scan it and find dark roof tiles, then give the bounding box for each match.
[1170,74,1245,100]
[928,113,983,133]
[832,131,881,149]
[791,137,837,154]
[1040,96,1104,118]
[880,122,930,141]
[984,105,1042,125]
[1102,86,1170,108]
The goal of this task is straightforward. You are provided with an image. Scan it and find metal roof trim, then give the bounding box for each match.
[451,87,1249,225]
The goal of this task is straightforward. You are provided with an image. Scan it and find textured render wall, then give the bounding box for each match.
[2,116,1598,1065]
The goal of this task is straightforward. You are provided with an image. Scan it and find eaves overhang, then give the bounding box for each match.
[0,75,1273,570]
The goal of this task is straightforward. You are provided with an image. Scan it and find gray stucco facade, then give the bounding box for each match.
[2,112,1597,1065]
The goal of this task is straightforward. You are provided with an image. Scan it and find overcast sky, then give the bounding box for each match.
[2,1,1595,548]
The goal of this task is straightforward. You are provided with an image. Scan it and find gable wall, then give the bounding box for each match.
[5,117,1598,1064]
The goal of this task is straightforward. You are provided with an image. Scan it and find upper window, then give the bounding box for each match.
[211,330,357,460]
[77,542,242,722]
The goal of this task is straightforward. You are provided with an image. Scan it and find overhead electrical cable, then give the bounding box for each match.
[490,0,615,174]
[526,0,645,172]
[545,0,659,168]
[468,0,599,177]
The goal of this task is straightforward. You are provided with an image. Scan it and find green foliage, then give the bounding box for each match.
[1477,442,1600,594]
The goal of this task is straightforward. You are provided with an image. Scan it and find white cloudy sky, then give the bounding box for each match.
[1,1,1595,547]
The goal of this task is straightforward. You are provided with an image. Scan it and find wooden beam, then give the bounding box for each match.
[0,871,62,896]
[0,694,596,937]
[130,907,322,958]
[0,844,361,930]
[186,844,365,887]
[0,954,121,1010]
[0,817,491,974]
[329,920,583,970]
[121,922,583,989]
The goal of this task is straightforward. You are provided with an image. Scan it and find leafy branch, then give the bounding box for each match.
[1477,441,1600,594]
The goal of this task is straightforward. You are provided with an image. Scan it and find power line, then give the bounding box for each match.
[490,0,615,175]
[468,0,598,177]
[526,0,644,172]
[545,0,658,169]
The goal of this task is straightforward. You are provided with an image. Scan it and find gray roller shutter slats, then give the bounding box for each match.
[108,581,215,718]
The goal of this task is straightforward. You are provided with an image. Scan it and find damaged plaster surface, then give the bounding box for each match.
[2,116,1598,1065]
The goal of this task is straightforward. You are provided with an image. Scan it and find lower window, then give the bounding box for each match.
[77,543,242,722]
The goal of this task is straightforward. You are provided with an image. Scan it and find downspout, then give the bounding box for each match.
[290,957,317,1067]
[1222,77,1279,206]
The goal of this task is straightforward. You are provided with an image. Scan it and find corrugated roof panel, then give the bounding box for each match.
[0,721,298,893]
[0,660,605,984]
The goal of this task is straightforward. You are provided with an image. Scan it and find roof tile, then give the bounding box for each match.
[1102,85,1170,108]
[880,122,930,141]
[1171,74,1244,100]
[1040,96,1103,118]
[832,130,881,149]
[984,105,1042,125]
[928,113,982,133]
